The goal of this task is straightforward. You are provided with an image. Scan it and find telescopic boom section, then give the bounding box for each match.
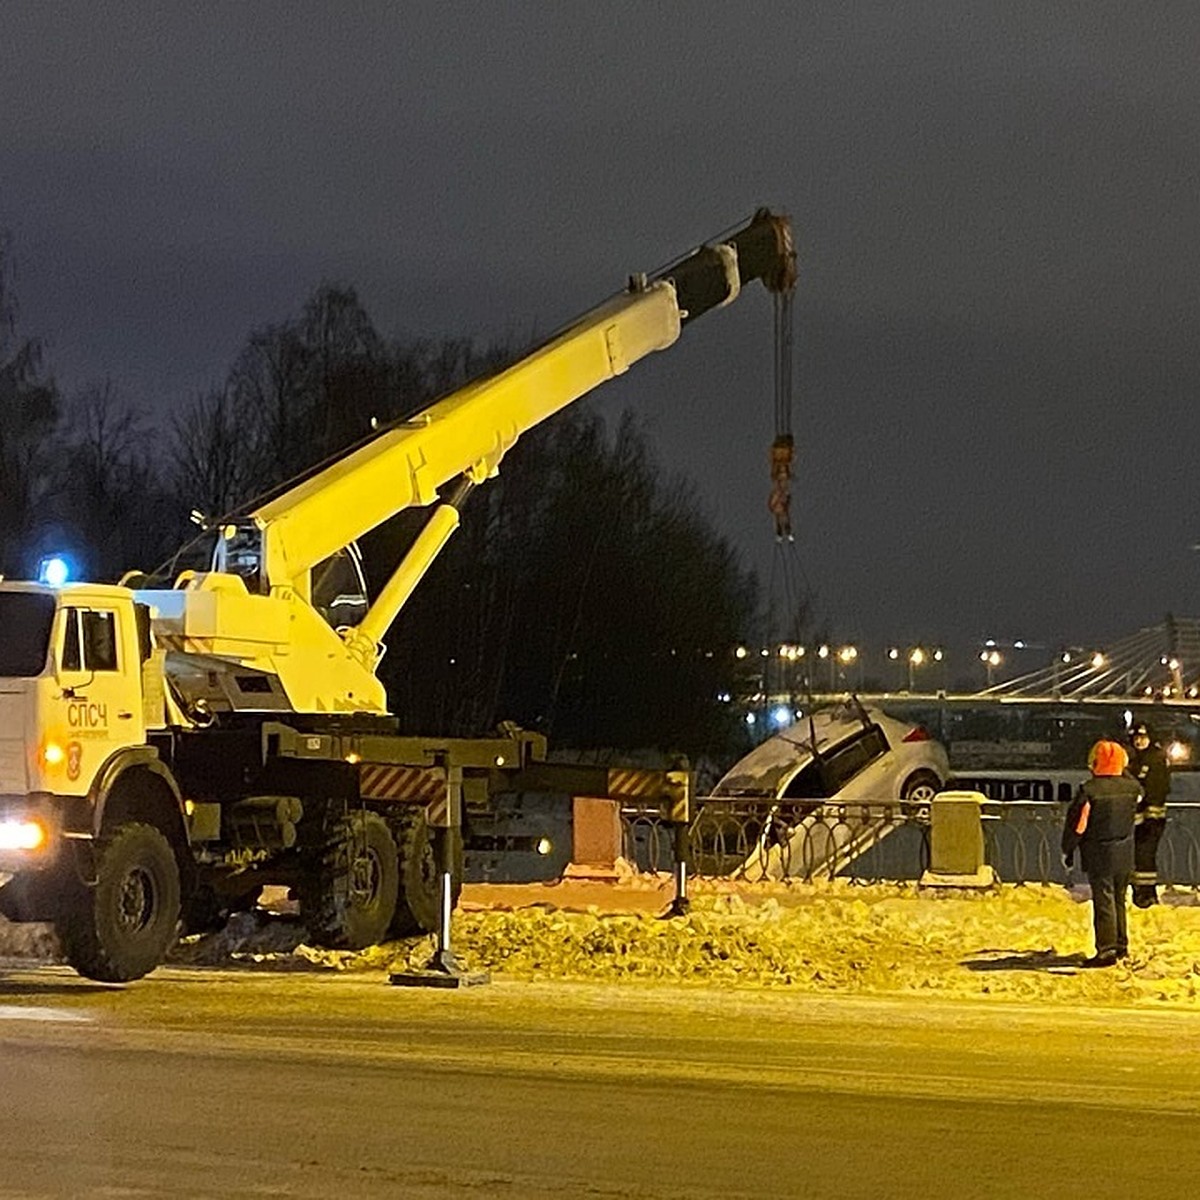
[253,208,794,655]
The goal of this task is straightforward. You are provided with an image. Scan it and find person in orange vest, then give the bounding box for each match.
[1061,738,1143,967]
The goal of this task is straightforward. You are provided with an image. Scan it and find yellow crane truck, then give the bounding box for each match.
[0,209,796,981]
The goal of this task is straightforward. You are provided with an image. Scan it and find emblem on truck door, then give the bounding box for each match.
[67,742,82,782]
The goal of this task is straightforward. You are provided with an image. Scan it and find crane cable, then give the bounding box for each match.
[764,286,814,708]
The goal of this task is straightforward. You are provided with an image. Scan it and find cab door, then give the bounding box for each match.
[51,604,146,794]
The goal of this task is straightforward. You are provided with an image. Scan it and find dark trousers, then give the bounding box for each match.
[1088,871,1131,957]
[1133,818,1165,904]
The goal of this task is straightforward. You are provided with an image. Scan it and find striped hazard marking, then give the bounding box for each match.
[606,768,669,798]
[358,763,445,802]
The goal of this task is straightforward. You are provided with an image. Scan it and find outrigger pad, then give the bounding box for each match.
[389,948,490,988]
[389,968,491,989]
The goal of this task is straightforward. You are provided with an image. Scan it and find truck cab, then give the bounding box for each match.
[0,583,151,864]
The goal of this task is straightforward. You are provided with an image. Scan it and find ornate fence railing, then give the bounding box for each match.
[983,801,1200,887]
[620,797,1200,888]
[622,797,931,884]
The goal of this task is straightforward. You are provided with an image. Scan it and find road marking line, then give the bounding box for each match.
[0,1005,93,1023]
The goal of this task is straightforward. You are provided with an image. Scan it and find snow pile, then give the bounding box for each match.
[8,883,1200,1006]
[441,884,1200,1005]
[170,912,311,967]
[167,881,1200,1007]
[0,916,59,962]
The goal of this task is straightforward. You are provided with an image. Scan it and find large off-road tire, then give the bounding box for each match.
[300,810,399,950]
[388,810,463,938]
[56,822,182,983]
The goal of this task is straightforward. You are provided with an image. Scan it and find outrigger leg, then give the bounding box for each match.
[661,762,692,918]
[390,765,489,988]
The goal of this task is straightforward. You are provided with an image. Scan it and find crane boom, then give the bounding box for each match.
[144,208,794,715]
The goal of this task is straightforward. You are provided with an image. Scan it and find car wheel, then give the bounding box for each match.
[901,770,941,804]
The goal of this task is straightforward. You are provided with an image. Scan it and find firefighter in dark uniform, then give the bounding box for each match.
[1128,722,1170,907]
[1062,738,1142,967]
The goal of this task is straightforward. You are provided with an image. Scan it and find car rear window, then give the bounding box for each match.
[0,593,56,678]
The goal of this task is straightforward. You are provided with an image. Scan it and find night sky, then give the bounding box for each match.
[3,4,1199,673]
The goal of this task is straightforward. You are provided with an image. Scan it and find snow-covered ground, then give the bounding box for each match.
[6,879,1200,1006]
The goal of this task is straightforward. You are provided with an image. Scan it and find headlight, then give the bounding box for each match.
[0,820,47,852]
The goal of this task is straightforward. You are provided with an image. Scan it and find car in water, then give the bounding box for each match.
[699,700,950,880]
[713,699,949,805]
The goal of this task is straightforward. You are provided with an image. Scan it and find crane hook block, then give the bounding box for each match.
[768,434,795,541]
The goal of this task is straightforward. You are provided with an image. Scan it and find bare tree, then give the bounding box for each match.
[0,232,59,575]
[47,380,176,581]
[225,322,310,488]
[379,404,757,757]
[169,385,260,521]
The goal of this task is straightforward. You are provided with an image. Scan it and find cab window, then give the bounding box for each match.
[62,609,82,670]
[0,592,56,677]
[60,608,120,673]
[84,611,119,671]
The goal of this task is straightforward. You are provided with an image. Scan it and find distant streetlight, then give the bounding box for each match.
[838,645,859,690]
[908,647,925,691]
[980,648,1002,686]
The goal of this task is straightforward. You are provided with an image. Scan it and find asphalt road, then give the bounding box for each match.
[1,964,1198,1199]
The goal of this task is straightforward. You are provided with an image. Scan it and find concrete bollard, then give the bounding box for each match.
[918,790,996,889]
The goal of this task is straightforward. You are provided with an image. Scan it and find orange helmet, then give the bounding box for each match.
[1088,739,1128,777]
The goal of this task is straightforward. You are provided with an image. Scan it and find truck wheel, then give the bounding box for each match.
[389,810,463,937]
[56,822,182,983]
[301,810,399,950]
